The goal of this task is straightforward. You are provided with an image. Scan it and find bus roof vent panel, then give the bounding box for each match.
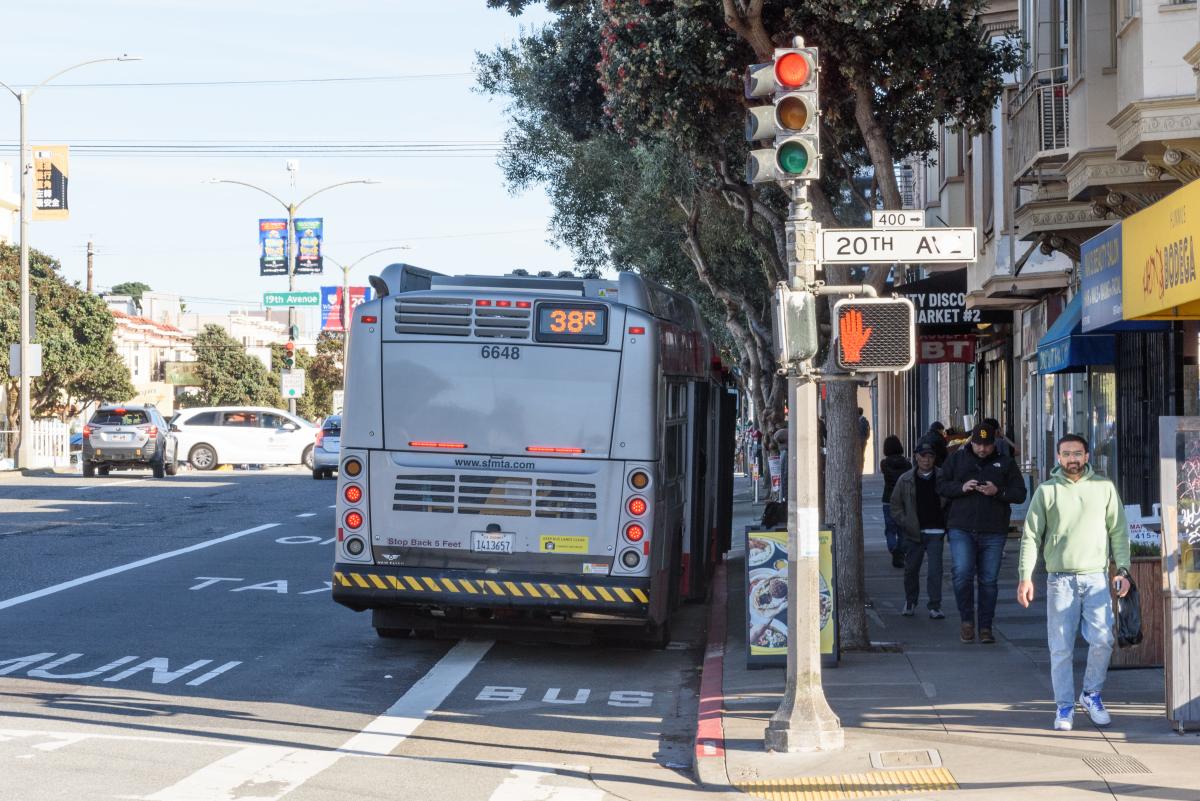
[395,297,472,337]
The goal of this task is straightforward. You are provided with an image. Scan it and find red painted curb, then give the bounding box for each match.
[695,561,727,761]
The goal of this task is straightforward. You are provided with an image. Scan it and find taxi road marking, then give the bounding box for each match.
[144,640,493,801]
[0,523,281,612]
[295,512,316,518]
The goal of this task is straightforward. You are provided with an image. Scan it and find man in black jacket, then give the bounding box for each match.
[937,422,1027,644]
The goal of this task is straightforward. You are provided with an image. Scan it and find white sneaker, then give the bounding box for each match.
[1053,704,1075,731]
[1079,691,1111,726]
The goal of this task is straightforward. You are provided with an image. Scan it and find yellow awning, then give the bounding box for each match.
[1122,179,1200,320]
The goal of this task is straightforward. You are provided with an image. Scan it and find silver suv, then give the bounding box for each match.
[82,404,179,478]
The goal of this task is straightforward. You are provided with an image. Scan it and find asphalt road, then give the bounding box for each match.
[0,468,712,801]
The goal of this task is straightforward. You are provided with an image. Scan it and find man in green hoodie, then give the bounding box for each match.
[1017,434,1131,732]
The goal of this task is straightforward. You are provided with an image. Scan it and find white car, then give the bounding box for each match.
[170,406,318,470]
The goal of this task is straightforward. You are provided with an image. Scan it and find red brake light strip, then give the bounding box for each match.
[526,446,585,454]
[409,441,467,449]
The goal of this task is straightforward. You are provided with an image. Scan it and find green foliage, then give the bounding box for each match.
[0,243,134,424]
[185,324,280,408]
[110,281,152,309]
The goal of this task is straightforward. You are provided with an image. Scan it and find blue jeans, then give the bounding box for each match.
[882,503,904,553]
[948,529,1006,629]
[903,533,944,609]
[1047,572,1115,707]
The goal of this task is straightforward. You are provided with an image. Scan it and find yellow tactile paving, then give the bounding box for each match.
[736,767,958,801]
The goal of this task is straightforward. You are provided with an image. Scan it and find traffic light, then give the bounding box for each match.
[833,298,917,372]
[744,46,820,184]
[283,340,296,370]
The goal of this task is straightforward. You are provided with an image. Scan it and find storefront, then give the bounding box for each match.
[1035,292,1119,481]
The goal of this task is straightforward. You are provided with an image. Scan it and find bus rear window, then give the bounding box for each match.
[534,303,607,344]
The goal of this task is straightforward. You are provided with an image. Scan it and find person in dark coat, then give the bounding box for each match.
[937,422,1027,644]
[916,421,949,466]
[879,435,912,568]
[890,442,947,618]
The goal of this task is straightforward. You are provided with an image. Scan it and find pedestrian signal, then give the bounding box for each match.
[833,298,916,372]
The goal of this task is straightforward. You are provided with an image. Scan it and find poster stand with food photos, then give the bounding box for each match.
[745,526,839,669]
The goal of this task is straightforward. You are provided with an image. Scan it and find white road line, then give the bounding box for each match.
[143,639,493,801]
[295,513,316,518]
[0,523,280,612]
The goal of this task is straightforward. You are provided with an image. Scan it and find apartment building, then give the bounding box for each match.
[914,0,1199,511]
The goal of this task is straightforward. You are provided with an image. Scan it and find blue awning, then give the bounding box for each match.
[1037,294,1115,374]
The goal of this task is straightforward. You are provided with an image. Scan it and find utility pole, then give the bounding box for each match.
[86,239,94,293]
[0,55,140,469]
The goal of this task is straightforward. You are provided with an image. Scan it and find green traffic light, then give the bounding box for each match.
[777,140,810,175]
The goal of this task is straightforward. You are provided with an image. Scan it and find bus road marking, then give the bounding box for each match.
[144,639,493,801]
[0,524,281,612]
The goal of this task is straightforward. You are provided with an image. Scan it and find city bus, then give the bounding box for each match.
[330,265,735,645]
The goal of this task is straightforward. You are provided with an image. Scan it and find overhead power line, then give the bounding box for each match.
[0,139,501,159]
[8,72,475,89]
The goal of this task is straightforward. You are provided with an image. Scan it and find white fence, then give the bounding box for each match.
[0,419,72,470]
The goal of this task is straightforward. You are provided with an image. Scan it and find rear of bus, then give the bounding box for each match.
[331,268,673,640]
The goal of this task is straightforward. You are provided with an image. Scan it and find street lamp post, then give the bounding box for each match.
[1,55,141,469]
[209,177,380,414]
[324,247,410,386]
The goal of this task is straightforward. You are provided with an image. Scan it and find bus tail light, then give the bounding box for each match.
[624,523,645,543]
[629,470,650,491]
[345,537,365,556]
[343,457,362,477]
[627,496,647,517]
[527,446,585,454]
[343,484,363,504]
[409,441,467,450]
[344,511,364,530]
[361,314,378,324]
[620,549,641,569]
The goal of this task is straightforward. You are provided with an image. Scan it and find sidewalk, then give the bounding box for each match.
[695,475,1199,801]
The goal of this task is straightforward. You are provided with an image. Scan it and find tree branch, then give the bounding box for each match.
[720,0,774,60]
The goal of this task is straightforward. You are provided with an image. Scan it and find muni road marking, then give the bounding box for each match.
[0,523,280,612]
[144,639,493,801]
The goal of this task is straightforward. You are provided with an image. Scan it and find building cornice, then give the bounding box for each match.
[1110,96,1200,162]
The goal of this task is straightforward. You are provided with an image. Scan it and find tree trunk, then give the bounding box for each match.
[823,380,871,649]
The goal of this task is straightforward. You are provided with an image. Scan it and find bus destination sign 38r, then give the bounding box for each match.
[535,303,608,344]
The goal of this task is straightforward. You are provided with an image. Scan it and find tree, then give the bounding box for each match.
[184,325,279,408]
[482,0,1020,647]
[0,244,134,450]
[110,281,152,310]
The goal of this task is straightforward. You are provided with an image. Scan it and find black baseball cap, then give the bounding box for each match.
[915,443,936,456]
[970,422,998,445]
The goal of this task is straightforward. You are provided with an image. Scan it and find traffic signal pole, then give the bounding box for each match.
[764,181,844,752]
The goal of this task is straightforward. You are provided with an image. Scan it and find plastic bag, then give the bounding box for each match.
[1116,576,1143,648]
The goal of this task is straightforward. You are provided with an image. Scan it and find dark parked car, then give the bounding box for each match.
[82,403,179,478]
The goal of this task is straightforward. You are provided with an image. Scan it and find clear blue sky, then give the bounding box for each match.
[0,0,570,316]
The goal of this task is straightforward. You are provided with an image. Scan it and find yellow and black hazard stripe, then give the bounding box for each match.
[331,563,650,614]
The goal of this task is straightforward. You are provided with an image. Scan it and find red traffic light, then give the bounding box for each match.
[284,342,295,352]
[774,52,812,89]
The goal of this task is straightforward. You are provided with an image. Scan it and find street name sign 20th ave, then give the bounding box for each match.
[820,228,978,263]
[264,291,321,307]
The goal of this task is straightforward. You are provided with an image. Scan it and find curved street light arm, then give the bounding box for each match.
[209,179,289,212]
[32,55,142,96]
[0,78,18,100]
[348,245,411,271]
[295,179,379,211]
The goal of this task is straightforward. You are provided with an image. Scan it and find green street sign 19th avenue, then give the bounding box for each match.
[263,291,320,307]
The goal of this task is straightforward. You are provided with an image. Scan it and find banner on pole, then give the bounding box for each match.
[320,285,373,331]
[32,145,69,220]
[294,218,323,275]
[259,219,288,276]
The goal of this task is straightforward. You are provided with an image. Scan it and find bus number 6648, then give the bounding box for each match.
[481,345,521,360]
